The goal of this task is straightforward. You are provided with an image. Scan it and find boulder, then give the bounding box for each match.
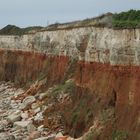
[0,133,15,140]
[37,125,44,132]
[34,137,49,140]
[7,110,21,123]
[27,123,36,132]
[28,131,41,140]
[39,92,48,100]
[55,132,63,137]
[31,103,39,109]
[21,111,28,120]
[22,96,36,107]
[14,121,31,128]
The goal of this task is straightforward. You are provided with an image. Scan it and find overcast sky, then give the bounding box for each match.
[0,0,140,28]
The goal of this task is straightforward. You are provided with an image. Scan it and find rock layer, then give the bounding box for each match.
[0,27,140,65]
[0,27,140,139]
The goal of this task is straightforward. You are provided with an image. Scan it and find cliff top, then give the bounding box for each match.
[0,9,140,35]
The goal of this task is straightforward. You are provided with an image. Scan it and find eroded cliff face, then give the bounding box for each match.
[1,27,140,65]
[0,27,140,140]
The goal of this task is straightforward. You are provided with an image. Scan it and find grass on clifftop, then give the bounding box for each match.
[0,25,43,35]
[112,9,140,28]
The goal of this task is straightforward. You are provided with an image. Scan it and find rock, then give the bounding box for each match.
[34,107,41,113]
[34,137,49,140]
[7,110,21,123]
[27,123,36,132]
[35,137,48,140]
[56,132,63,137]
[14,89,24,97]
[14,121,32,128]
[0,125,4,132]
[28,131,41,140]
[31,103,39,109]
[37,125,44,132]
[34,112,43,121]
[21,111,28,120]
[22,96,36,107]
[55,136,68,140]
[0,133,15,140]
[67,137,75,140]
[19,103,26,110]
[39,93,48,100]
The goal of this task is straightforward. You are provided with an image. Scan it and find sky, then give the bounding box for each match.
[0,0,140,28]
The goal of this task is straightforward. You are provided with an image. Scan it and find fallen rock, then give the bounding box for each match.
[31,103,39,109]
[34,137,49,140]
[56,132,63,137]
[7,110,21,123]
[28,131,41,140]
[34,112,43,121]
[55,136,68,140]
[21,111,28,120]
[14,121,31,128]
[37,125,44,132]
[0,133,15,140]
[22,96,36,107]
[34,107,41,113]
[27,123,36,132]
[39,92,48,100]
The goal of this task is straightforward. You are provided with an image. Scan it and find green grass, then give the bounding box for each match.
[112,131,128,140]
[0,25,43,35]
[112,9,140,28]
[85,132,95,140]
[50,79,75,97]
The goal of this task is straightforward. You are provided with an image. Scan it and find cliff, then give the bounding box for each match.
[1,27,140,65]
[0,26,140,140]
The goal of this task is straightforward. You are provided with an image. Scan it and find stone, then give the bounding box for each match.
[34,107,41,113]
[21,111,28,120]
[19,103,26,110]
[55,136,68,140]
[31,103,39,109]
[28,131,41,140]
[39,92,48,100]
[67,137,75,140]
[0,133,15,140]
[34,112,43,121]
[7,110,21,123]
[0,125,4,132]
[37,125,44,132]
[27,123,36,132]
[14,121,31,128]
[34,137,49,140]
[22,96,36,107]
[56,132,63,137]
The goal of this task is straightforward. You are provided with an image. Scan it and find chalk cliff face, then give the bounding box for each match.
[1,27,140,65]
[1,27,140,140]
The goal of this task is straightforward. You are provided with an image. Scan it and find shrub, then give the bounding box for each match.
[112,9,140,28]
[85,132,95,140]
[112,131,128,140]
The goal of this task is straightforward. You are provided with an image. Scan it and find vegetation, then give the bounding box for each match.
[112,10,140,28]
[85,132,95,140]
[112,131,128,140]
[50,79,75,97]
[0,25,43,35]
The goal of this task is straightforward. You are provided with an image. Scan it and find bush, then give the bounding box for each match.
[85,132,95,140]
[112,9,140,28]
[112,131,128,140]
[0,25,43,35]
